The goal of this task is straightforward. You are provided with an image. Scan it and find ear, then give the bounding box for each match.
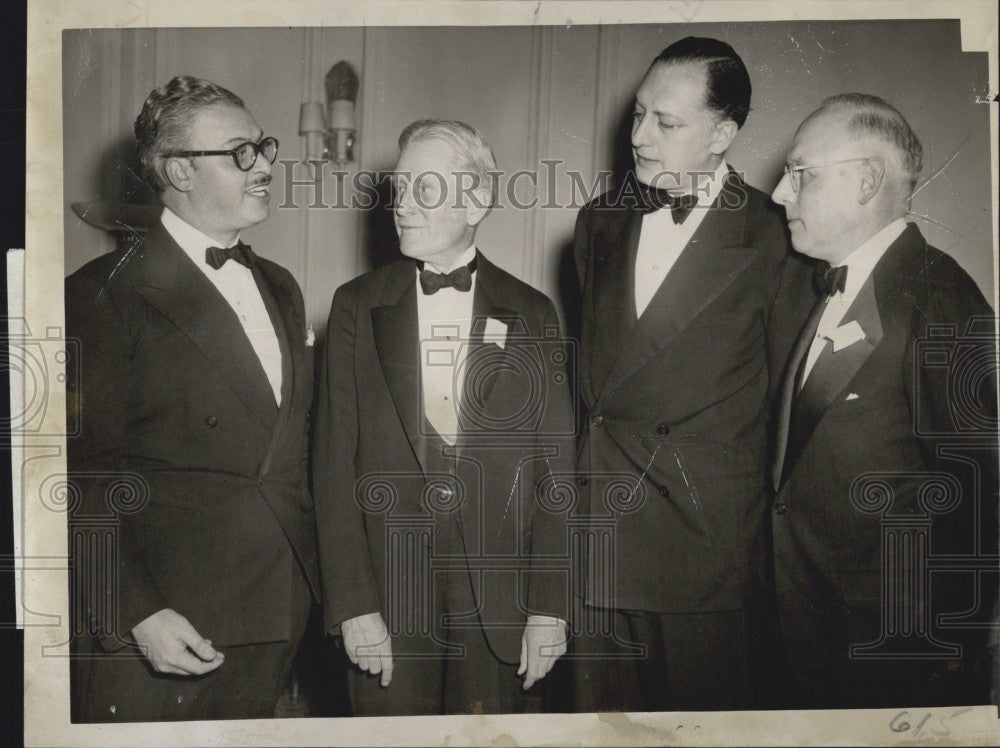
[857,157,885,205]
[465,186,491,228]
[709,119,738,156]
[163,157,195,193]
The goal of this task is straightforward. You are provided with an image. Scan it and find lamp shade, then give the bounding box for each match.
[298,102,326,134]
[328,100,356,130]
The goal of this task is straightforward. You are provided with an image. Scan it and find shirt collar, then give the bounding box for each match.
[160,207,242,269]
[836,218,908,299]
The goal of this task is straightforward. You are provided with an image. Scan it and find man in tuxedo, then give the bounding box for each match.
[768,93,998,708]
[65,76,319,721]
[572,37,799,711]
[312,120,575,715]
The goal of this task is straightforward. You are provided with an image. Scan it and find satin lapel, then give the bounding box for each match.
[371,264,425,471]
[130,224,278,431]
[460,253,518,437]
[786,275,884,467]
[588,208,640,398]
[251,259,302,470]
[603,182,755,394]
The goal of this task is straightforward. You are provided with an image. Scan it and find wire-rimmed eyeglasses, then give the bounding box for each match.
[162,136,279,172]
[782,157,876,193]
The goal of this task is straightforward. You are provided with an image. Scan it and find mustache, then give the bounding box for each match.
[249,175,272,187]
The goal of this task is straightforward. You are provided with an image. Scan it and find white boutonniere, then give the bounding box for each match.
[305,324,315,347]
[825,320,866,353]
[484,317,508,349]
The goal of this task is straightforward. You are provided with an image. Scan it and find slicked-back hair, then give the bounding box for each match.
[818,93,923,192]
[651,36,752,129]
[397,119,498,208]
[134,75,245,192]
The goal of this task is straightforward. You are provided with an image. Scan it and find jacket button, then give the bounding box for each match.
[205,416,218,428]
[656,424,670,436]
[658,485,670,498]
[591,415,605,427]
[576,475,589,486]
[416,504,424,512]
[774,502,788,515]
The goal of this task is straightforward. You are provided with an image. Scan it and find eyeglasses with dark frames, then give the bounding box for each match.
[162,136,279,172]
[782,157,877,193]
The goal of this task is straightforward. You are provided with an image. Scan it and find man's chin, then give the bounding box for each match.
[242,204,270,227]
[636,169,681,192]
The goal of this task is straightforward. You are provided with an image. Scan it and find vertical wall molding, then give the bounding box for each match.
[357,24,382,279]
[301,26,321,313]
[153,28,169,84]
[522,25,553,291]
[593,24,621,183]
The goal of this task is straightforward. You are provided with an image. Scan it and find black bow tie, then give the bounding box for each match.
[636,184,699,224]
[205,242,253,270]
[814,261,848,297]
[418,256,478,295]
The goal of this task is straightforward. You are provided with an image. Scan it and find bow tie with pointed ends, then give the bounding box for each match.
[635,183,699,224]
[814,261,848,297]
[418,256,478,295]
[205,241,253,270]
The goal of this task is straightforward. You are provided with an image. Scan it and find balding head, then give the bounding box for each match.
[772,94,922,263]
[811,93,923,196]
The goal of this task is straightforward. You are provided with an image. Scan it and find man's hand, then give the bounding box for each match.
[341,612,393,686]
[518,615,568,689]
[131,608,224,676]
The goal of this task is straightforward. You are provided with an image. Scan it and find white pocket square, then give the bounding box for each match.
[484,317,508,349]
[825,320,866,352]
[846,392,860,401]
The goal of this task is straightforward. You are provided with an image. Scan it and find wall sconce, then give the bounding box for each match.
[299,61,359,166]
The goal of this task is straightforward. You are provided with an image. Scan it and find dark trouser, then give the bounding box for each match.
[349,428,532,716]
[72,563,313,722]
[571,606,765,712]
[347,619,530,716]
[777,629,997,710]
[786,655,994,710]
[347,510,532,716]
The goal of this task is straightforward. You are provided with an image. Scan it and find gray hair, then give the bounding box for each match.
[398,119,498,207]
[134,75,245,192]
[819,93,923,191]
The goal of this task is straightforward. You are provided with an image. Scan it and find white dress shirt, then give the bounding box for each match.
[800,218,908,384]
[416,245,478,444]
[634,160,730,316]
[160,207,283,406]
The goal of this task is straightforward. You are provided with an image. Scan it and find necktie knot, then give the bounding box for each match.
[636,184,699,224]
[418,257,478,295]
[205,241,253,270]
[814,261,847,297]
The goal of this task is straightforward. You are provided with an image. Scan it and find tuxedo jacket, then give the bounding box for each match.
[65,222,320,650]
[574,170,799,613]
[312,252,575,665]
[770,223,999,674]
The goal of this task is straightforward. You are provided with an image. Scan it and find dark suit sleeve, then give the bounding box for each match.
[904,271,999,647]
[905,276,999,534]
[572,206,593,292]
[66,274,168,650]
[312,284,382,632]
[524,299,576,620]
